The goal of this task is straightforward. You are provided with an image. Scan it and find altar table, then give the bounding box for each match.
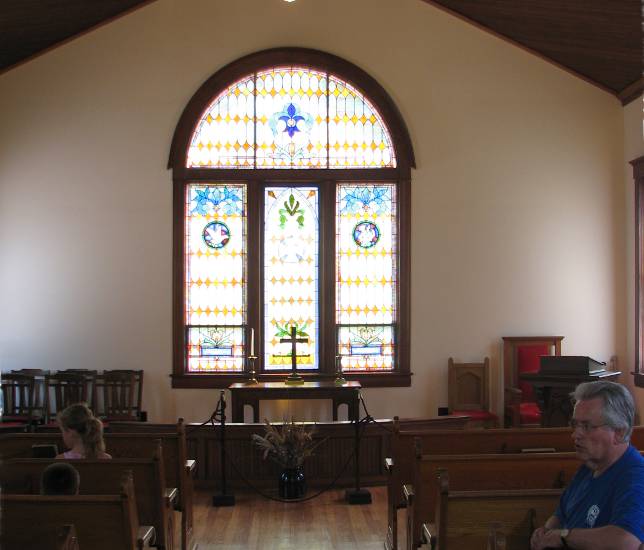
[228,381,361,423]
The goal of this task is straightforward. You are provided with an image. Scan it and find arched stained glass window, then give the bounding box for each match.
[170,48,414,388]
[187,68,396,169]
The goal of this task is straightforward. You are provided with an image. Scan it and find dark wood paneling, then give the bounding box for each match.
[187,421,390,490]
[423,0,642,100]
[0,0,156,75]
[1,1,641,101]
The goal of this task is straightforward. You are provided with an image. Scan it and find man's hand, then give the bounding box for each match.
[531,527,563,550]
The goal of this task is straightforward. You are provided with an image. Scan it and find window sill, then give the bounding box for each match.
[171,371,412,389]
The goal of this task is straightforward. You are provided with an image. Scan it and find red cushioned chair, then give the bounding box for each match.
[502,336,563,427]
[448,357,498,428]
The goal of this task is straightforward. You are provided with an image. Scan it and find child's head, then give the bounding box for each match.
[40,462,80,495]
[57,403,106,458]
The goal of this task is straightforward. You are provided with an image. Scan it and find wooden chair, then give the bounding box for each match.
[40,372,94,429]
[93,370,140,422]
[105,369,144,420]
[502,336,563,428]
[0,373,36,431]
[448,357,498,428]
[10,369,49,424]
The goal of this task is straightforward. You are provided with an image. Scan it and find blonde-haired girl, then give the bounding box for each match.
[56,403,111,459]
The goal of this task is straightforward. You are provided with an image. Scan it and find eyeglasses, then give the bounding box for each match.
[569,419,608,433]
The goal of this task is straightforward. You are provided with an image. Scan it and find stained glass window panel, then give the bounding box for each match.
[264,186,319,370]
[185,184,247,372]
[186,69,396,169]
[336,184,396,371]
[255,68,328,168]
[187,77,255,168]
[328,77,396,168]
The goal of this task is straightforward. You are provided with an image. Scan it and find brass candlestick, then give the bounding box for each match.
[334,354,347,386]
[245,355,259,385]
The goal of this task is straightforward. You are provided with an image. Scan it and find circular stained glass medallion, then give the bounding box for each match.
[203,221,231,249]
[353,221,380,249]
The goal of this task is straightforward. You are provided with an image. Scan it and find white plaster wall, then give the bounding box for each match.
[0,0,627,423]
[624,95,644,415]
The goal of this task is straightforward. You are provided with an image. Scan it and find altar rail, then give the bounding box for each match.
[108,416,469,490]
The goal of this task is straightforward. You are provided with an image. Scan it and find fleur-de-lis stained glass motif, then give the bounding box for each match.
[185,183,247,372]
[275,103,307,138]
[336,184,396,371]
[187,67,396,169]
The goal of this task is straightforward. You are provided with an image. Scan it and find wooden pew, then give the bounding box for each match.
[0,524,80,550]
[420,471,562,550]
[0,427,195,550]
[385,425,644,550]
[1,445,175,550]
[484,523,507,550]
[108,418,195,550]
[0,473,155,550]
[384,417,470,550]
[404,449,581,550]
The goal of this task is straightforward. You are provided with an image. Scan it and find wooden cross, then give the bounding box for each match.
[280,325,308,377]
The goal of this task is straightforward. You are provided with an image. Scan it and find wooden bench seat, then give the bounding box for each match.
[1,445,174,550]
[0,426,195,550]
[1,524,80,550]
[385,425,644,550]
[420,471,562,550]
[107,420,195,550]
[0,473,155,550]
[404,449,581,550]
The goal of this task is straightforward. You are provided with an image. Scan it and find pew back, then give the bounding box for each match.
[0,475,146,550]
[407,451,580,550]
[385,425,644,550]
[0,431,187,500]
[0,431,192,550]
[0,524,80,550]
[0,452,172,550]
[427,472,562,550]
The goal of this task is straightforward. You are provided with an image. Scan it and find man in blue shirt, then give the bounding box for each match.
[531,380,644,550]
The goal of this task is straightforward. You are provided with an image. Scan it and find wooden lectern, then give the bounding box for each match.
[520,356,620,427]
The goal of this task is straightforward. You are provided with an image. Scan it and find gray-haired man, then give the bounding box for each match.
[531,381,644,550]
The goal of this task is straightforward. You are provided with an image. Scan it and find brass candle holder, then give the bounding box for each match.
[245,355,259,385]
[334,354,347,386]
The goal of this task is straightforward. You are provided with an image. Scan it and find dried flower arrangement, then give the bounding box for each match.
[251,418,326,469]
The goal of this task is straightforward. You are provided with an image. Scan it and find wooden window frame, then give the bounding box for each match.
[633,155,644,387]
[168,48,415,389]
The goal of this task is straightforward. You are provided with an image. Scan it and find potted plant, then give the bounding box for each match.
[251,418,326,499]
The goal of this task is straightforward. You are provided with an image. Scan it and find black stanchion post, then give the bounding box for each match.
[213,390,235,506]
[345,389,371,504]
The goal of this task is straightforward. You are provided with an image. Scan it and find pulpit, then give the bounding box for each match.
[520,356,620,427]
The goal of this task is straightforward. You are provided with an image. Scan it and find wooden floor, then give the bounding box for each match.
[192,486,388,549]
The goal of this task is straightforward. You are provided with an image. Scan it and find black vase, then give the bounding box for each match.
[278,467,306,499]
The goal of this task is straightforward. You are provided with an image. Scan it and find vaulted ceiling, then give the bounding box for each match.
[1,0,641,104]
